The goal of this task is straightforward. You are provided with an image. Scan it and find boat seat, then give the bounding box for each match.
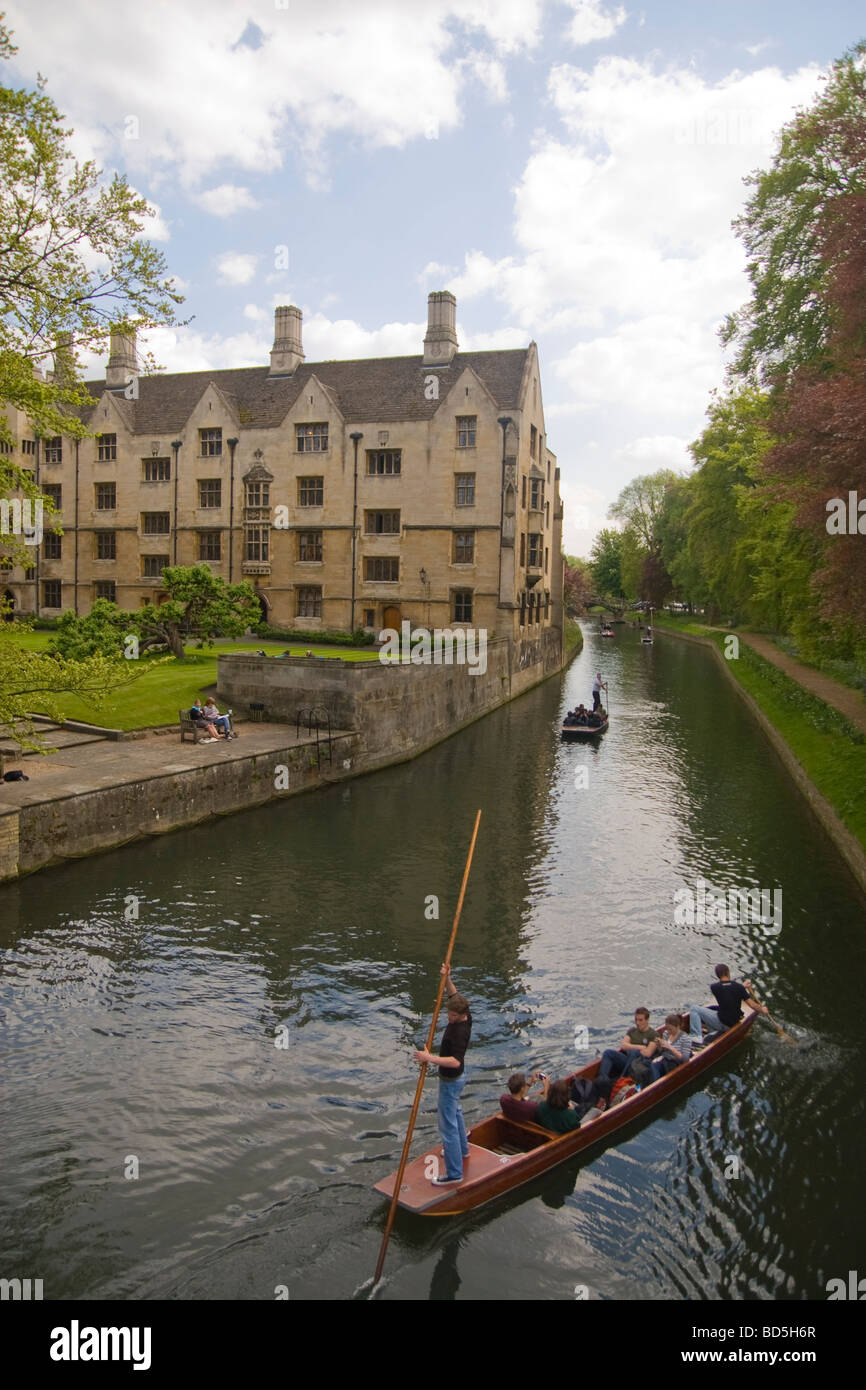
[498,1115,557,1143]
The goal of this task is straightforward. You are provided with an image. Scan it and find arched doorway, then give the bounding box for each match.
[382,605,401,631]
[256,593,269,625]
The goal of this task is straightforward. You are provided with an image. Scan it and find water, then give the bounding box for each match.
[1,627,864,1301]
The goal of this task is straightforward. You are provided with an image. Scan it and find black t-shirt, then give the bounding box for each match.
[439,1011,471,1080]
[711,980,750,1028]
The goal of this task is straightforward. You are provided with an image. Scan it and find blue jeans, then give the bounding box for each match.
[689,1006,727,1040]
[598,1048,636,1081]
[437,1072,468,1179]
[210,715,231,736]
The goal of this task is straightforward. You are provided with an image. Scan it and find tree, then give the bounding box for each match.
[608,470,681,550]
[722,42,866,386]
[0,614,139,753]
[0,14,184,445]
[55,598,133,660]
[588,528,622,599]
[563,555,593,614]
[136,566,260,660]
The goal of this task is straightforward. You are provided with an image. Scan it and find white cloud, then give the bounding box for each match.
[5,0,544,189]
[243,303,269,323]
[565,1,627,46]
[196,185,261,217]
[216,253,258,286]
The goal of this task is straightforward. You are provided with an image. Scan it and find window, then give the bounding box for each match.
[199,428,222,457]
[296,423,328,453]
[364,557,399,582]
[298,476,323,506]
[0,440,11,455]
[43,532,62,560]
[198,532,221,561]
[245,527,269,562]
[22,438,36,456]
[455,473,475,507]
[456,416,476,448]
[43,580,61,607]
[24,566,35,581]
[95,581,116,602]
[528,533,543,567]
[44,437,62,463]
[245,481,270,507]
[298,531,323,562]
[198,479,221,508]
[545,501,550,528]
[363,608,375,627]
[42,484,62,509]
[454,531,475,564]
[545,590,551,618]
[97,433,117,461]
[96,532,116,560]
[530,478,544,510]
[530,425,538,459]
[453,590,473,623]
[142,457,170,482]
[364,510,400,535]
[545,546,549,574]
[521,476,526,508]
[520,533,526,566]
[142,555,168,577]
[141,512,170,534]
[96,482,116,510]
[366,450,401,475]
[297,586,323,618]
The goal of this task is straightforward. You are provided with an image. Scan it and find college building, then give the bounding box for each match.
[1,291,564,639]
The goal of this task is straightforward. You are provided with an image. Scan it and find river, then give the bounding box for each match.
[1,625,864,1301]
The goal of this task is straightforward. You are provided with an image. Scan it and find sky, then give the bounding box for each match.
[5,0,864,556]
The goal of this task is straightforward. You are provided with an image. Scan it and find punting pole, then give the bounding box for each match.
[746,987,797,1045]
[370,808,483,1290]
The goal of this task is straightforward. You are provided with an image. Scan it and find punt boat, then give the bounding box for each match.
[561,716,609,739]
[374,1007,758,1217]
[600,627,615,637]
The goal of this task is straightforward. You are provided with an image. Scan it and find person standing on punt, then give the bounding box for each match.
[413,966,472,1186]
[592,672,607,712]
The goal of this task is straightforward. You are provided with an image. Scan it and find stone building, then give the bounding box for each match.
[1,292,564,639]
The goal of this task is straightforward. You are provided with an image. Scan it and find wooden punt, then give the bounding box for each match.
[374,1007,758,1217]
[561,717,608,739]
[600,628,615,637]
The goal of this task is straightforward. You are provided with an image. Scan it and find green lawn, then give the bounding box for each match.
[655,615,866,853]
[8,633,381,731]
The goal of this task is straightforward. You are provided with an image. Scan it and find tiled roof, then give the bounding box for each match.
[81,349,530,435]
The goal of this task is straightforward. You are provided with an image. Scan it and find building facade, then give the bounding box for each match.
[1,292,564,639]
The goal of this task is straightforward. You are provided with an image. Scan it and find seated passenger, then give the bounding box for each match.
[535,1078,584,1133]
[598,1007,660,1081]
[576,704,588,724]
[499,1071,546,1123]
[689,963,767,1041]
[649,1014,693,1081]
[570,1073,612,1122]
[563,710,578,726]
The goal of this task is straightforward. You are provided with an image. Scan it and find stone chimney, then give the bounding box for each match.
[51,331,76,386]
[269,305,304,376]
[106,325,137,389]
[423,290,458,365]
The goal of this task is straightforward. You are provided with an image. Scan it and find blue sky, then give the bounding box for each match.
[6,0,864,555]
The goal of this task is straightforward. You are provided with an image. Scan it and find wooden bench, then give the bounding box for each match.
[179,709,205,744]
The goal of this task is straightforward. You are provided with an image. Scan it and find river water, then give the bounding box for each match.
[2,627,864,1302]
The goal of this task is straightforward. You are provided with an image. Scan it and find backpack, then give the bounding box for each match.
[626,1056,653,1086]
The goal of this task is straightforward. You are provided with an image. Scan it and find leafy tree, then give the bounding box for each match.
[588,528,622,599]
[0,614,138,753]
[55,598,132,660]
[137,566,259,660]
[722,42,866,386]
[563,555,593,614]
[608,469,680,550]
[0,14,184,445]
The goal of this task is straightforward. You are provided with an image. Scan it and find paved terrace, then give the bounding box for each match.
[0,720,353,810]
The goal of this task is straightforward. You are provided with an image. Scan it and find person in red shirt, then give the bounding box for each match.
[499,1071,548,1123]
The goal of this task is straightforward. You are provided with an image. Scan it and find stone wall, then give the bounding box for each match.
[218,630,564,770]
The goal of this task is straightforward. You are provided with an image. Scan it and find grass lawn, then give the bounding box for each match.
[7,633,381,731]
[655,614,866,853]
